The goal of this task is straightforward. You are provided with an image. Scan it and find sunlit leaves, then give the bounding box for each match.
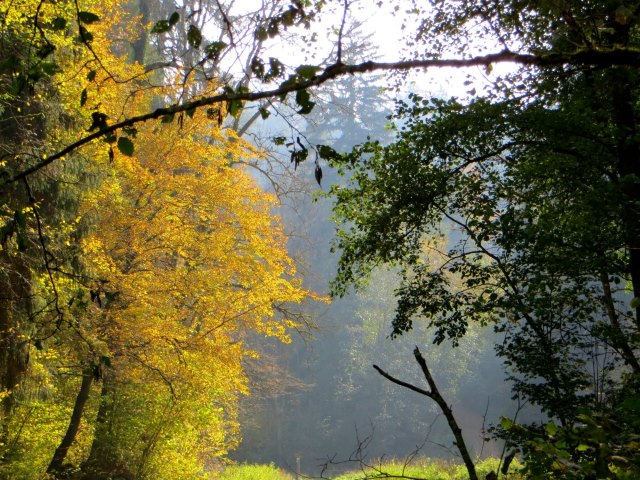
[78,105,311,473]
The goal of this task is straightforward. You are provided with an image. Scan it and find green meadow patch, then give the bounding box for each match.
[219,458,522,479]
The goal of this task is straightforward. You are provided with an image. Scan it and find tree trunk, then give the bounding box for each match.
[46,368,93,475]
[83,369,118,476]
[610,68,640,330]
[130,0,149,64]
[0,251,32,451]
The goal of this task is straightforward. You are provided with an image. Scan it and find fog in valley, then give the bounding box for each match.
[231,66,531,476]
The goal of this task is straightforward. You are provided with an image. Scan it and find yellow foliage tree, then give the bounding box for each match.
[1,0,314,477]
[75,112,309,477]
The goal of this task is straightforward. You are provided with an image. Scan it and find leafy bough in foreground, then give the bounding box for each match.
[7,48,640,186]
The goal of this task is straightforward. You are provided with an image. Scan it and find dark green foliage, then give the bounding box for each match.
[330,2,640,476]
[187,24,202,49]
[116,136,134,156]
[77,11,100,24]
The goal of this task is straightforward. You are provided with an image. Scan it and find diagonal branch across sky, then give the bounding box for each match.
[8,47,640,184]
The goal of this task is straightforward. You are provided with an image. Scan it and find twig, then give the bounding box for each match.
[336,0,349,64]
[22,177,64,328]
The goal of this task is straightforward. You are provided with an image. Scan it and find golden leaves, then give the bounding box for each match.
[78,98,311,465]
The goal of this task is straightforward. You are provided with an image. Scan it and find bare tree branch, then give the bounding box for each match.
[374,347,478,480]
[336,0,349,64]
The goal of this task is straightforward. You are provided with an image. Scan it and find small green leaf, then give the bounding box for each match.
[122,126,137,137]
[266,57,285,80]
[151,20,171,34]
[40,62,59,76]
[80,88,88,107]
[187,25,202,49]
[168,11,180,26]
[500,417,514,430]
[11,74,27,94]
[16,232,27,252]
[255,26,268,41]
[104,131,117,144]
[317,144,338,160]
[117,137,135,156]
[296,89,314,114]
[37,43,56,59]
[296,89,310,106]
[631,297,640,309]
[78,11,100,24]
[51,17,67,31]
[295,64,320,79]
[87,69,97,81]
[0,55,20,75]
[298,100,315,114]
[228,99,242,118]
[272,136,287,146]
[259,107,270,119]
[76,25,94,43]
[576,444,590,452]
[88,112,108,131]
[278,76,298,100]
[545,421,559,436]
[13,210,27,228]
[205,41,227,60]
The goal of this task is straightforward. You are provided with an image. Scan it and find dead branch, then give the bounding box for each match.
[373,346,478,480]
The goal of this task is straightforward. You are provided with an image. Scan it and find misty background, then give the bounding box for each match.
[113,0,543,474]
[230,37,535,477]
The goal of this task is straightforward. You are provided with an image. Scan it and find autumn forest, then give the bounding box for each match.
[2,0,640,479]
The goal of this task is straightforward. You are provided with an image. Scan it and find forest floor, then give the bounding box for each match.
[218,457,523,479]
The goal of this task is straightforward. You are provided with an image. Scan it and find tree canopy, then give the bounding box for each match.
[3,0,640,478]
[329,1,640,478]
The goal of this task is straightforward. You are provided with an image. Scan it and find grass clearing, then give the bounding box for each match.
[219,458,523,479]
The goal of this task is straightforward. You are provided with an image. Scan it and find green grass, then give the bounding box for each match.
[218,458,522,479]
[216,463,295,480]
[333,457,522,480]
